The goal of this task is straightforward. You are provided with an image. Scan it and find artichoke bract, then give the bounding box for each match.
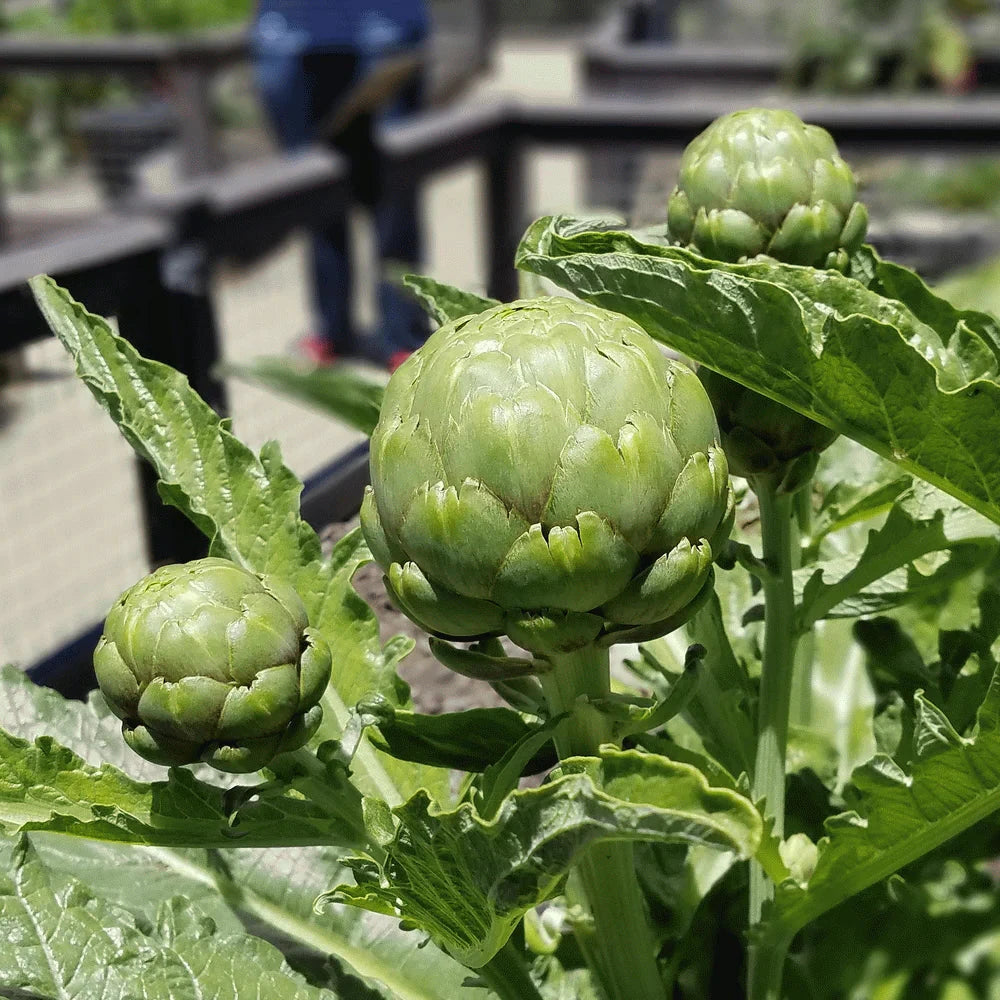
[698,367,838,493]
[94,557,332,772]
[667,107,868,271]
[361,297,734,658]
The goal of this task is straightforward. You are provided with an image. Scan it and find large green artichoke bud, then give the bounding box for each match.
[667,107,868,271]
[360,297,734,658]
[94,557,332,772]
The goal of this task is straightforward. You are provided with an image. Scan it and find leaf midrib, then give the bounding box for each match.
[149,848,447,1000]
[775,754,1000,938]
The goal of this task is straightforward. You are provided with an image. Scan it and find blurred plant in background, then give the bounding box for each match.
[64,0,252,34]
[0,0,254,191]
[786,0,987,92]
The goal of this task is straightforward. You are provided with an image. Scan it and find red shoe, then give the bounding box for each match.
[387,350,412,373]
[299,336,338,366]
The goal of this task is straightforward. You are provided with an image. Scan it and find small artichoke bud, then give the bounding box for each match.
[361,297,734,659]
[698,367,837,492]
[668,108,868,271]
[669,109,856,483]
[94,557,332,773]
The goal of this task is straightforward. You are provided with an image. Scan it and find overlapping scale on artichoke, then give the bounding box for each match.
[698,367,838,493]
[361,297,734,657]
[667,108,868,271]
[94,557,332,772]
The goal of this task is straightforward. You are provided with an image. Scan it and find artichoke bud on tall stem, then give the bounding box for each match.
[359,296,731,1000]
[360,296,735,668]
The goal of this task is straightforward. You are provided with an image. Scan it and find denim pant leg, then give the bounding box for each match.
[254,47,355,353]
[373,77,429,356]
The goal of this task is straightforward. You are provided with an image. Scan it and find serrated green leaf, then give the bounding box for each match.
[516,216,1000,525]
[28,835,491,1000]
[0,728,366,849]
[0,836,339,1000]
[362,697,556,774]
[27,835,242,931]
[0,663,165,781]
[797,479,998,627]
[328,747,761,968]
[30,276,317,581]
[225,357,385,437]
[29,276,447,806]
[759,663,1000,962]
[217,846,493,1000]
[810,477,912,546]
[402,274,499,326]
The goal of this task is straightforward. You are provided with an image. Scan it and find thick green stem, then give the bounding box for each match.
[790,480,815,727]
[749,479,798,927]
[478,940,546,1000]
[748,929,795,1000]
[539,645,668,1000]
[745,478,800,1000]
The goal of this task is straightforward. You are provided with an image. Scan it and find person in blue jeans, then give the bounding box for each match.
[252,1,430,368]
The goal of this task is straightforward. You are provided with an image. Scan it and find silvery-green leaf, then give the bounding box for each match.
[758,665,1000,980]
[402,274,498,326]
[0,837,339,1000]
[328,747,761,968]
[226,357,385,437]
[517,217,1000,526]
[797,479,998,627]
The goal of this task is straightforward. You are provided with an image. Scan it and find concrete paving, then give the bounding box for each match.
[0,37,588,668]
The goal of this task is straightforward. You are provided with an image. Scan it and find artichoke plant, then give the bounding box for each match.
[667,107,868,271]
[668,108,865,485]
[94,557,332,772]
[360,297,734,660]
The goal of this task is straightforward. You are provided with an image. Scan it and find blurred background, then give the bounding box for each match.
[4,0,1000,683]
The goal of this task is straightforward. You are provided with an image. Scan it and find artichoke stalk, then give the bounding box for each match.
[360,296,734,661]
[95,557,332,773]
[361,295,733,1000]
[666,110,869,962]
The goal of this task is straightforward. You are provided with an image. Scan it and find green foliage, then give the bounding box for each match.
[517,216,1000,527]
[18,102,1000,1000]
[0,837,338,1000]
[401,275,499,327]
[329,748,762,968]
[65,0,251,34]
[787,0,979,92]
[226,359,386,438]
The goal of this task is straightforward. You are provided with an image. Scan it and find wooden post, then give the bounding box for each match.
[167,61,222,177]
[485,137,525,302]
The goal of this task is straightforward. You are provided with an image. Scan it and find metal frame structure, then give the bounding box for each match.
[8,92,1000,687]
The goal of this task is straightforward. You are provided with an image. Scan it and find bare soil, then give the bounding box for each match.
[321,521,507,715]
